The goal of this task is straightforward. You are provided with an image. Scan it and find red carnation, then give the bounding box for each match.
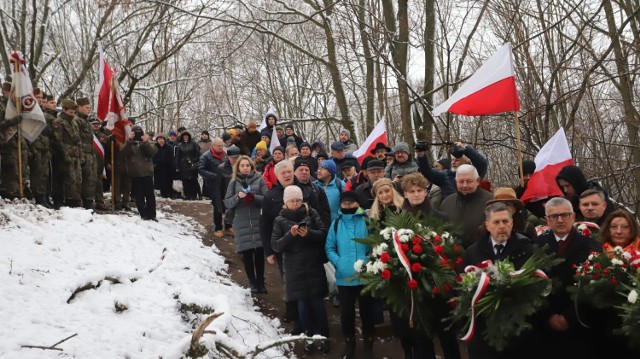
[380,252,390,263]
[594,263,601,270]
[453,245,462,253]
[602,268,611,276]
[381,269,391,280]
[456,257,463,266]
[433,245,444,255]
[401,244,409,252]
[611,278,618,285]
[432,287,440,295]
[434,235,442,243]
[411,263,422,273]
[412,244,423,254]
[457,274,463,283]
[592,273,600,280]
[443,282,452,292]
[407,279,418,290]
[583,228,591,237]
[440,259,450,268]
[412,236,422,245]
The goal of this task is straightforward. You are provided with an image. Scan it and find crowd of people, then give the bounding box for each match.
[2,92,638,358]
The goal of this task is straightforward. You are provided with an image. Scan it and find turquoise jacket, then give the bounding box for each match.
[314,176,344,222]
[325,207,370,286]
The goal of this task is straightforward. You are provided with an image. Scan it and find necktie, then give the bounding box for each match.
[494,244,505,258]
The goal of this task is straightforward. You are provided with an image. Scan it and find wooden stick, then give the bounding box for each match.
[13,60,24,199]
[515,111,524,188]
[21,333,78,351]
[111,139,115,210]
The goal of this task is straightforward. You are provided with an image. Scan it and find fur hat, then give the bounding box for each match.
[283,185,303,203]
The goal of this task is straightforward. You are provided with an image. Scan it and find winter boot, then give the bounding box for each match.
[342,336,355,359]
[363,336,374,359]
[35,194,54,209]
[53,198,64,210]
[66,199,82,208]
[44,196,56,209]
[83,200,94,210]
[248,279,259,294]
[257,278,268,294]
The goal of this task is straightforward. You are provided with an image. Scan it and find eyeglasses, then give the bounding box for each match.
[546,213,572,221]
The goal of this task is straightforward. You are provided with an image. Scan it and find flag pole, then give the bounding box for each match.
[514,111,524,187]
[111,139,115,210]
[12,59,24,199]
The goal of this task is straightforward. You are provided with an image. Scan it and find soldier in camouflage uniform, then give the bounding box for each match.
[42,94,59,206]
[91,118,109,210]
[75,97,97,209]
[0,83,29,200]
[28,88,53,208]
[50,99,82,208]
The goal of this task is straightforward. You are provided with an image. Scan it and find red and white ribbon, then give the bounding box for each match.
[460,271,490,341]
[393,231,415,327]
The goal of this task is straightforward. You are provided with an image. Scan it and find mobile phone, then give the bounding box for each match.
[298,221,307,229]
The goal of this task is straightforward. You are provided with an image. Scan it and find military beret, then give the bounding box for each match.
[61,99,78,109]
[76,97,90,106]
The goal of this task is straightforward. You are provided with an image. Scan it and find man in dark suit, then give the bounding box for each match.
[462,202,535,359]
[536,197,601,359]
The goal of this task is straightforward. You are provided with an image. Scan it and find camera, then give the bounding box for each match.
[133,132,143,142]
[449,145,466,159]
[414,141,429,151]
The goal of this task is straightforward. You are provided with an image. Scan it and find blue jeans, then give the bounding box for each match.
[297,296,329,337]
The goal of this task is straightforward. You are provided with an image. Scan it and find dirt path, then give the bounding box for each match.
[164,198,434,359]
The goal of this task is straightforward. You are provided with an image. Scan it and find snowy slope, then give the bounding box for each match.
[0,200,292,358]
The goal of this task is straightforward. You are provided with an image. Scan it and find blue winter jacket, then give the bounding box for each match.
[313,176,344,222]
[325,207,370,286]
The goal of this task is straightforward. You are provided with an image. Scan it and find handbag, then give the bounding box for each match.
[172,179,183,193]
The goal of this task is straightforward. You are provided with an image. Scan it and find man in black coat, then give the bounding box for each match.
[198,137,228,238]
[218,145,241,235]
[535,197,601,359]
[462,202,535,359]
[294,157,331,229]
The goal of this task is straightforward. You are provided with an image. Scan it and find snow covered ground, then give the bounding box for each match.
[0,199,292,358]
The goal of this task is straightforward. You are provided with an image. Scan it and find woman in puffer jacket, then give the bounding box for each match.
[271,185,330,354]
[175,131,201,200]
[224,155,268,293]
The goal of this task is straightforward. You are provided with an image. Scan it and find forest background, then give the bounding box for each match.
[1,0,638,211]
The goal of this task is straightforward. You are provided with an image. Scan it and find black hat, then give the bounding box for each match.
[340,190,359,204]
[522,160,536,176]
[177,126,187,132]
[316,152,329,161]
[260,129,271,138]
[341,157,358,169]
[365,159,385,170]
[361,156,374,170]
[370,142,391,155]
[222,132,232,141]
[131,125,144,133]
[201,130,210,136]
[294,157,311,171]
[272,145,285,155]
[227,145,241,157]
[299,141,311,151]
[285,124,294,130]
[436,158,451,170]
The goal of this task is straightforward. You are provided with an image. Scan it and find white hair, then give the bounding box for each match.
[274,160,293,175]
[545,197,574,215]
[455,164,478,179]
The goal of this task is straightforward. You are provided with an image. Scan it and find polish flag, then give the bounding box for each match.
[433,43,520,116]
[521,128,574,203]
[352,118,387,164]
[92,134,105,160]
[96,44,131,148]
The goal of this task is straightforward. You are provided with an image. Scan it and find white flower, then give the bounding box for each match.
[397,229,415,243]
[353,259,364,272]
[380,227,394,240]
[628,290,638,304]
[365,260,385,274]
[613,246,624,255]
[612,258,624,266]
[372,243,389,257]
[442,232,450,239]
[578,224,587,231]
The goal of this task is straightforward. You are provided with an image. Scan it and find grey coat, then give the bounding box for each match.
[223,171,268,253]
[122,140,158,178]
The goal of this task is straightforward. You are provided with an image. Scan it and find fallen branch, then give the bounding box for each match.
[21,333,78,351]
[187,312,223,358]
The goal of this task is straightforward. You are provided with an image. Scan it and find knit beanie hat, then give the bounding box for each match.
[318,159,337,176]
[340,128,351,138]
[256,141,267,151]
[283,185,303,203]
[371,178,396,197]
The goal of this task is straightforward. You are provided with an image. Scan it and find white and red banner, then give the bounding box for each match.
[521,128,574,203]
[93,134,105,160]
[96,44,131,148]
[4,52,46,143]
[352,118,387,164]
[433,43,520,116]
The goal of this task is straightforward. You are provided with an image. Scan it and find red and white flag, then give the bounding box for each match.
[93,134,105,160]
[352,118,387,164]
[521,128,574,203]
[433,43,520,116]
[3,52,46,143]
[96,44,131,148]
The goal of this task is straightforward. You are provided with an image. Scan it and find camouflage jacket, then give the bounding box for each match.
[51,112,81,158]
